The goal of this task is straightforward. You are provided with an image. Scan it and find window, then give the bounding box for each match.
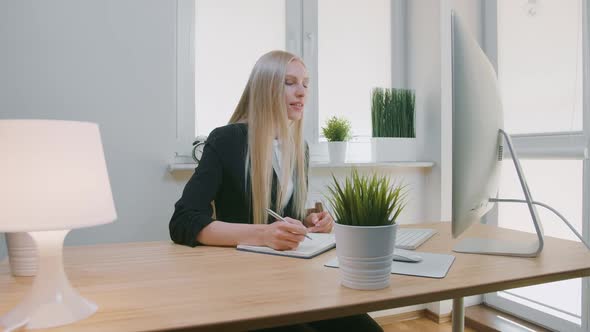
[194,0,286,136]
[497,0,583,134]
[484,1,589,330]
[496,160,583,325]
[175,0,404,159]
[317,0,392,139]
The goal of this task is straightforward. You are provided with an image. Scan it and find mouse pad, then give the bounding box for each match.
[324,251,455,279]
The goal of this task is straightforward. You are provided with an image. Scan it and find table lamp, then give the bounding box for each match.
[0,120,117,330]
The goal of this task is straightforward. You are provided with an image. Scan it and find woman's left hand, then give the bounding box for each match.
[304,211,334,233]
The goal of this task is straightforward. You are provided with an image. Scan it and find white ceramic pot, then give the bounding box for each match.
[6,232,38,277]
[371,137,417,162]
[334,223,398,290]
[328,142,347,164]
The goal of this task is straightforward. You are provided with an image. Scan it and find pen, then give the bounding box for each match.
[265,208,313,240]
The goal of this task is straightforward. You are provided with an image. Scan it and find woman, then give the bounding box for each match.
[169,50,382,332]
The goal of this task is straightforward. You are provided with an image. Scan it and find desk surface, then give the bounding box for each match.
[1,223,589,332]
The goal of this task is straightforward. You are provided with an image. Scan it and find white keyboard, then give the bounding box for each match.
[395,228,437,250]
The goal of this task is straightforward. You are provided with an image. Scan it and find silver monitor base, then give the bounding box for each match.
[453,237,542,257]
[453,129,544,257]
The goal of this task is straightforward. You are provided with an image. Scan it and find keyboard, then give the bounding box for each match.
[395,228,437,250]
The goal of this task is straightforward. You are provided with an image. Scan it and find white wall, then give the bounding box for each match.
[0,0,185,259]
[309,166,430,224]
[408,0,444,223]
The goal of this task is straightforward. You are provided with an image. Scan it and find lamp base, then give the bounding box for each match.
[0,230,97,331]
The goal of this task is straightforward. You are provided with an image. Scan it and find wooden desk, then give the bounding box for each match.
[1,223,589,332]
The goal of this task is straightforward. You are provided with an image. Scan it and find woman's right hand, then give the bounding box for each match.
[263,218,307,250]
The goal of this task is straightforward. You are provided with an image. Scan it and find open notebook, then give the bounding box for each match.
[237,233,335,259]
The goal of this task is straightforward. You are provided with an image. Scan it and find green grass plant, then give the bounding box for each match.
[371,88,415,138]
[322,116,352,142]
[325,169,408,226]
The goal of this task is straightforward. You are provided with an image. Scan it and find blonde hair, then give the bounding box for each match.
[229,50,307,224]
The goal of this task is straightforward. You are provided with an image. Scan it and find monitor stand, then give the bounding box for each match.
[453,129,544,257]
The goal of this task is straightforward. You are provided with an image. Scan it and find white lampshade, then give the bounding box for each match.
[0,119,117,232]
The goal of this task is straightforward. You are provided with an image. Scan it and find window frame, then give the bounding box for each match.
[304,0,407,144]
[175,0,196,161]
[481,1,590,331]
[173,0,304,160]
[174,0,407,161]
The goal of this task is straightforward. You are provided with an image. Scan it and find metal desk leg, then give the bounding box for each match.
[452,297,465,332]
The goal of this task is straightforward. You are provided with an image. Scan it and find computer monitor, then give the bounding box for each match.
[450,12,545,257]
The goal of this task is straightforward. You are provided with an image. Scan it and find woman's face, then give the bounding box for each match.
[284,60,309,121]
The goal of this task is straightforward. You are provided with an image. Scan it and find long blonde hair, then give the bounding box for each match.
[229,50,307,224]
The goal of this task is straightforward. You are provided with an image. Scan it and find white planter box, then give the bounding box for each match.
[327,142,347,164]
[371,138,417,162]
[334,223,398,290]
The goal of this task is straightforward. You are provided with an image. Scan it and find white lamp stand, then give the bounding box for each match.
[0,230,97,331]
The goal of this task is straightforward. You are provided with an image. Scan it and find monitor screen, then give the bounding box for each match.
[451,12,503,239]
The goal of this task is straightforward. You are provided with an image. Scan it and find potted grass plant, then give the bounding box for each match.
[325,169,408,290]
[371,88,417,162]
[321,116,351,164]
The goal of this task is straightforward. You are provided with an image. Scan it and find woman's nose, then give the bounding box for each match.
[296,84,306,97]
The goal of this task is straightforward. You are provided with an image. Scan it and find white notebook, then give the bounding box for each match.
[237,233,336,259]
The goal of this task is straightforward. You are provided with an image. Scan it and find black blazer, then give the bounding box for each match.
[169,123,308,247]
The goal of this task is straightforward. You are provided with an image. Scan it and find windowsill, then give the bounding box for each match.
[168,160,434,173]
[168,163,200,172]
[309,160,434,168]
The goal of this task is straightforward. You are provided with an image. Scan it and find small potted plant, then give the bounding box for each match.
[325,169,408,290]
[321,116,351,164]
[371,88,416,161]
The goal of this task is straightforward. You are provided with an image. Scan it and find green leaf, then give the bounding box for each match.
[324,169,409,226]
[321,116,352,142]
[371,88,416,138]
